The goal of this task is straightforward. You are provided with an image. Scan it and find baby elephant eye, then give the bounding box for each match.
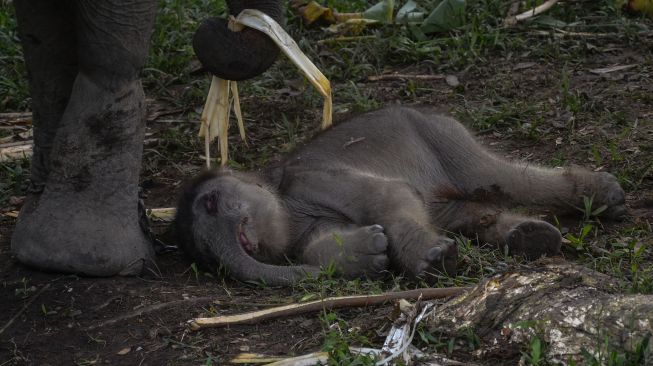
[203,191,220,215]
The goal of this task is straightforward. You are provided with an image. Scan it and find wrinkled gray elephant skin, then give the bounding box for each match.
[175,107,627,286]
[11,0,282,276]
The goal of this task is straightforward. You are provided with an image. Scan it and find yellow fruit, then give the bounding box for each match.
[627,0,653,16]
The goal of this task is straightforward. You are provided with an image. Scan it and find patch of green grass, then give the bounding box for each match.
[571,334,651,366]
[0,160,29,207]
[145,0,225,90]
[615,158,652,191]
[456,100,540,134]
[13,276,35,298]
[324,0,368,13]
[565,223,595,251]
[321,311,376,365]
[0,3,29,111]
[560,68,585,116]
[565,221,653,295]
[416,324,483,359]
[294,266,391,299]
[338,81,380,113]
[549,151,568,167]
[522,336,545,365]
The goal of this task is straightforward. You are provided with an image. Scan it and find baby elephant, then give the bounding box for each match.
[175,107,626,285]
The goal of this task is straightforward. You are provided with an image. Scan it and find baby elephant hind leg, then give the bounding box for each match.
[432,201,562,260]
[301,224,390,279]
[435,116,626,220]
[460,158,626,220]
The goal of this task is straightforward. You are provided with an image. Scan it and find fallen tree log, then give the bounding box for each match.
[426,261,652,364]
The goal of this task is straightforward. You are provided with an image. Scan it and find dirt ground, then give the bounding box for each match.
[2,13,653,366]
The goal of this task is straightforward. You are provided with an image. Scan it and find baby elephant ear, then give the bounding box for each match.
[203,191,220,215]
[192,0,285,80]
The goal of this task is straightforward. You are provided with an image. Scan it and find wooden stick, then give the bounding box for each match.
[504,0,560,25]
[146,207,176,222]
[188,287,468,330]
[0,140,33,148]
[368,74,446,82]
[515,0,560,21]
[0,284,50,335]
[0,112,32,121]
[317,35,376,45]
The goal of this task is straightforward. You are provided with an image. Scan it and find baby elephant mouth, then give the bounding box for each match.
[237,220,256,254]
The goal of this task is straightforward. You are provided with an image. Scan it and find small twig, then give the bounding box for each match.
[0,140,33,148]
[368,74,446,82]
[87,296,213,331]
[146,107,185,122]
[0,125,29,131]
[317,35,376,45]
[188,287,468,330]
[504,0,560,26]
[92,296,123,312]
[515,0,560,21]
[0,112,32,122]
[152,118,194,123]
[0,284,50,336]
[528,30,612,38]
[146,207,176,222]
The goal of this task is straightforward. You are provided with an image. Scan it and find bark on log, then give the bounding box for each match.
[426,261,652,364]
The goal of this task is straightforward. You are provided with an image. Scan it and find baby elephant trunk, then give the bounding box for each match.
[218,243,319,286]
[197,220,319,286]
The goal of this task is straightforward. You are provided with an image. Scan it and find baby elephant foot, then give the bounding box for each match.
[336,225,390,279]
[403,233,458,280]
[506,220,561,259]
[591,172,626,220]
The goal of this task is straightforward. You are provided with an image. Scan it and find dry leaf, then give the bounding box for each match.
[513,62,536,71]
[589,64,637,74]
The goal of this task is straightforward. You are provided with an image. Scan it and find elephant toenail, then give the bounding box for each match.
[369,224,384,233]
[373,256,388,269]
[608,189,625,205]
[427,247,442,261]
[372,234,388,251]
[416,262,429,275]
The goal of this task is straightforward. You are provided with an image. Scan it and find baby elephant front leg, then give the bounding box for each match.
[301,225,390,279]
[386,221,458,280]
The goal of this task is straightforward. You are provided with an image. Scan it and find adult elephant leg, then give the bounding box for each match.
[14,0,78,191]
[11,0,158,276]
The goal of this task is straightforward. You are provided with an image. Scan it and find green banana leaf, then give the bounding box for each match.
[421,0,466,33]
[396,0,424,24]
[363,0,395,23]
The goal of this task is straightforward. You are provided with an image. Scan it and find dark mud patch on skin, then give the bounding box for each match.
[87,108,134,150]
[70,165,92,192]
[468,184,511,204]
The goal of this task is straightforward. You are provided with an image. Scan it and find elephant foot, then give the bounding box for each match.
[11,74,154,276]
[505,220,562,260]
[12,190,154,276]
